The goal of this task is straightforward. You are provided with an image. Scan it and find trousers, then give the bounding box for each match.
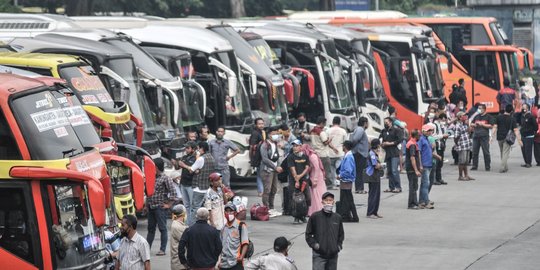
[353,153,367,192]
[498,140,512,171]
[472,136,491,169]
[522,137,534,165]
[407,172,419,208]
[312,251,338,270]
[261,170,280,209]
[367,182,380,216]
[147,207,168,252]
[338,187,358,222]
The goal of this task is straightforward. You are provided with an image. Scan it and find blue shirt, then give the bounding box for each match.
[339,151,356,182]
[366,150,379,176]
[418,135,433,168]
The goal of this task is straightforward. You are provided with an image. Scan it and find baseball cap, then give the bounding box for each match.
[209,172,222,182]
[322,191,334,200]
[224,202,237,212]
[291,139,302,146]
[274,236,291,252]
[456,111,466,118]
[172,204,186,216]
[422,124,434,132]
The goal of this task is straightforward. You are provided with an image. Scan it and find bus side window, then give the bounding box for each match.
[0,109,22,160]
[0,187,35,264]
[474,54,498,90]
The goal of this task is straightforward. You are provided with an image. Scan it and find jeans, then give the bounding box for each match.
[329,157,342,186]
[386,156,401,191]
[320,157,333,188]
[312,251,338,270]
[498,140,512,171]
[407,172,419,208]
[472,136,491,169]
[217,166,231,187]
[147,207,168,252]
[180,184,193,225]
[353,153,367,192]
[522,137,534,165]
[419,167,431,205]
[261,170,280,209]
[429,160,436,192]
[220,264,244,270]
[189,190,206,226]
[256,166,263,194]
[367,181,381,216]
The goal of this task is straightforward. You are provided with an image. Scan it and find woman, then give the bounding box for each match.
[302,144,327,216]
[366,139,383,219]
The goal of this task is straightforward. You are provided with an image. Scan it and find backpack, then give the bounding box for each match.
[250,203,269,221]
[238,222,255,258]
[249,141,264,167]
[291,190,308,218]
[505,118,516,145]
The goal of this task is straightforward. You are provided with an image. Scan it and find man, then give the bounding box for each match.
[405,130,421,210]
[220,202,250,270]
[520,103,538,167]
[115,215,151,270]
[204,172,227,230]
[260,127,284,217]
[327,116,347,188]
[245,237,298,270]
[178,208,222,270]
[187,131,198,142]
[287,139,311,223]
[433,114,449,185]
[309,116,339,190]
[170,205,188,270]
[209,126,240,187]
[470,104,495,171]
[199,126,210,142]
[146,158,177,256]
[388,106,407,172]
[337,140,358,222]
[492,104,522,173]
[249,118,266,196]
[350,117,369,194]
[496,79,517,113]
[418,125,434,209]
[449,79,468,108]
[455,112,475,181]
[187,141,217,225]
[305,192,344,270]
[176,141,197,225]
[280,123,297,155]
[291,112,311,142]
[380,117,402,193]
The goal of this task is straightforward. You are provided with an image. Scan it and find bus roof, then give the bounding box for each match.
[0,51,81,68]
[0,73,63,99]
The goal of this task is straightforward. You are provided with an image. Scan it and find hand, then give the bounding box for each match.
[443,134,449,139]
[236,255,244,262]
[276,166,283,173]
[295,181,300,189]
[336,175,341,180]
[519,140,523,147]
[333,148,339,154]
[313,243,320,250]
[415,170,421,177]
[312,181,317,188]
[294,175,301,182]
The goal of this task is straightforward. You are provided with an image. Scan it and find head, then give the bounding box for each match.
[422,124,434,136]
[370,138,381,150]
[273,237,292,255]
[428,108,436,119]
[388,106,396,117]
[280,123,290,137]
[503,78,510,88]
[224,202,237,223]
[321,192,335,213]
[522,103,531,114]
[452,84,459,92]
[519,80,526,87]
[216,126,226,140]
[209,172,222,189]
[358,116,369,129]
[316,116,327,127]
[172,205,187,221]
[437,113,447,123]
[184,141,198,155]
[410,129,420,140]
[187,131,198,141]
[332,116,341,126]
[199,126,209,140]
[198,141,209,154]
[504,104,514,114]
[120,214,138,238]
[268,127,281,142]
[458,78,464,86]
[297,113,306,123]
[255,118,265,131]
[153,158,164,173]
[477,104,487,115]
[292,139,303,154]
[342,140,353,153]
[383,117,393,129]
[456,111,468,123]
[196,207,209,222]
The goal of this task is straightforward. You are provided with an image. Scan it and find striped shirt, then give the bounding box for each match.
[117,232,150,270]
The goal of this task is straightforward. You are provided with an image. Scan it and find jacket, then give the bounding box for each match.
[350,126,369,157]
[521,112,539,137]
[305,210,344,259]
[178,220,222,268]
[260,140,280,172]
[338,151,356,182]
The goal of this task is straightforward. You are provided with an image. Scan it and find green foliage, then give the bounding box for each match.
[0,0,21,12]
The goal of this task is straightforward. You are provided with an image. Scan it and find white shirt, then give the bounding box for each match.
[327,125,347,158]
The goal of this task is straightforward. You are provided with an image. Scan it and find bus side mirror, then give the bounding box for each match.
[87,180,106,227]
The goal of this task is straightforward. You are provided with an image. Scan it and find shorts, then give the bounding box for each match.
[458,150,469,165]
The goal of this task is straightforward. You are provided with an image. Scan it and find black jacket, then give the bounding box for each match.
[178,220,222,268]
[521,112,539,137]
[305,210,344,259]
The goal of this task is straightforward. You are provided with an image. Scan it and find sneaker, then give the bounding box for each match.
[428,201,435,206]
[408,206,419,210]
[425,204,434,209]
[418,203,426,209]
[440,181,448,185]
[269,209,282,218]
[471,167,478,171]
[300,217,307,223]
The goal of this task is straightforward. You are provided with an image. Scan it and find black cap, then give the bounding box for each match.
[274,236,291,252]
[322,192,334,200]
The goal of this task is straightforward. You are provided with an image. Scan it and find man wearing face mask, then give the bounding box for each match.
[220,203,249,270]
[305,192,344,270]
[287,139,311,223]
[470,104,495,171]
[291,112,311,142]
[176,141,198,225]
[245,237,297,270]
[520,103,538,168]
[380,117,402,193]
[116,215,151,270]
[260,127,284,217]
[209,126,240,187]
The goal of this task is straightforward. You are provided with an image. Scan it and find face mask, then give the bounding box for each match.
[226,213,235,222]
[522,109,527,114]
[294,151,304,157]
[271,134,280,142]
[322,204,333,213]
[459,106,464,110]
[428,113,435,119]
[478,109,484,114]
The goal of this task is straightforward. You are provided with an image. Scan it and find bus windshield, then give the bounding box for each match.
[45,182,105,270]
[490,22,508,45]
[248,38,282,69]
[500,52,519,89]
[320,40,353,114]
[178,81,205,127]
[415,40,444,102]
[11,90,85,160]
[58,65,116,111]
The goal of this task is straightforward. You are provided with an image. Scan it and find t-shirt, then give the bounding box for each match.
[418,135,433,168]
[495,114,517,141]
[204,188,225,230]
[405,140,420,172]
[327,126,347,158]
[380,127,401,159]
[287,153,310,181]
[472,113,495,138]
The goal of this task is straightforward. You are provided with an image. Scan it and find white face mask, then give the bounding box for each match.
[428,113,435,118]
[226,213,235,222]
[294,151,304,157]
[271,134,280,142]
[478,109,484,114]
[322,204,333,213]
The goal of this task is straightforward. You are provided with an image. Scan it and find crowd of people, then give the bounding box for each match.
[111,77,540,270]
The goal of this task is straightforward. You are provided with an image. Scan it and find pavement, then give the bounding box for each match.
[137,142,540,270]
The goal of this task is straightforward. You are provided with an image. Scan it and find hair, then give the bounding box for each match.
[254,117,264,125]
[316,116,326,125]
[410,129,420,139]
[438,113,447,120]
[505,104,514,113]
[452,84,458,91]
[519,80,526,87]
[216,126,226,132]
[388,106,396,115]
[358,116,368,127]
[384,117,393,124]
[297,112,306,118]
[123,214,138,230]
[196,207,209,221]
[503,78,510,87]
[523,103,531,110]
[371,138,381,149]
[332,116,341,125]
[198,141,209,152]
[153,157,164,172]
[343,140,353,150]
[458,78,464,85]
[280,123,289,131]
[478,103,487,110]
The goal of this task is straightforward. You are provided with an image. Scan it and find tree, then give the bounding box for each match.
[0,0,21,12]
[230,0,245,18]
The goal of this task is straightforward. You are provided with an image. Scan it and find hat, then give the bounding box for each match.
[184,141,198,149]
[209,172,222,182]
[421,124,434,132]
[291,139,302,146]
[172,204,186,216]
[456,111,466,118]
[322,191,334,200]
[274,236,291,252]
[224,202,237,212]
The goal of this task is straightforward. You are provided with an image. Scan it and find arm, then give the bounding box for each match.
[164,177,178,208]
[227,141,240,161]
[190,157,204,172]
[178,231,189,265]
[115,260,120,270]
[305,216,319,249]
[214,229,223,260]
[238,223,249,261]
[144,261,151,270]
[338,217,345,250]
[260,143,278,170]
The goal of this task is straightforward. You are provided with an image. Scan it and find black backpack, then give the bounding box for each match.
[291,190,308,218]
[239,222,254,258]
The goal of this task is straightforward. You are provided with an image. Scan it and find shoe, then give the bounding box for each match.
[156,250,166,256]
[520,164,532,168]
[440,181,448,185]
[471,167,478,171]
[433,181,442,185]
[424,204,434,209]
[486,168,490,171]
[536,164,540,167]
[375,214,383,218]
[428,201,435,206]
[367,215,378,219]
[269,209,282,218]
[466,176,475,181]
[356,190,367,194]
[458,177,468,181]
[301,217,307,223]
[408,206,419,210]
[293,218,300,224]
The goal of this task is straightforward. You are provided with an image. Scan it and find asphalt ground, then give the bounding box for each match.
[138,141,540,270]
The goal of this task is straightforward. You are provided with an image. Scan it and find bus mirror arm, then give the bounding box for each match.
[433,48,453,73]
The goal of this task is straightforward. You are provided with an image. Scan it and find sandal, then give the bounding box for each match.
[156,250,166,256]
[383,189,392,193]
[392,189,402,193]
